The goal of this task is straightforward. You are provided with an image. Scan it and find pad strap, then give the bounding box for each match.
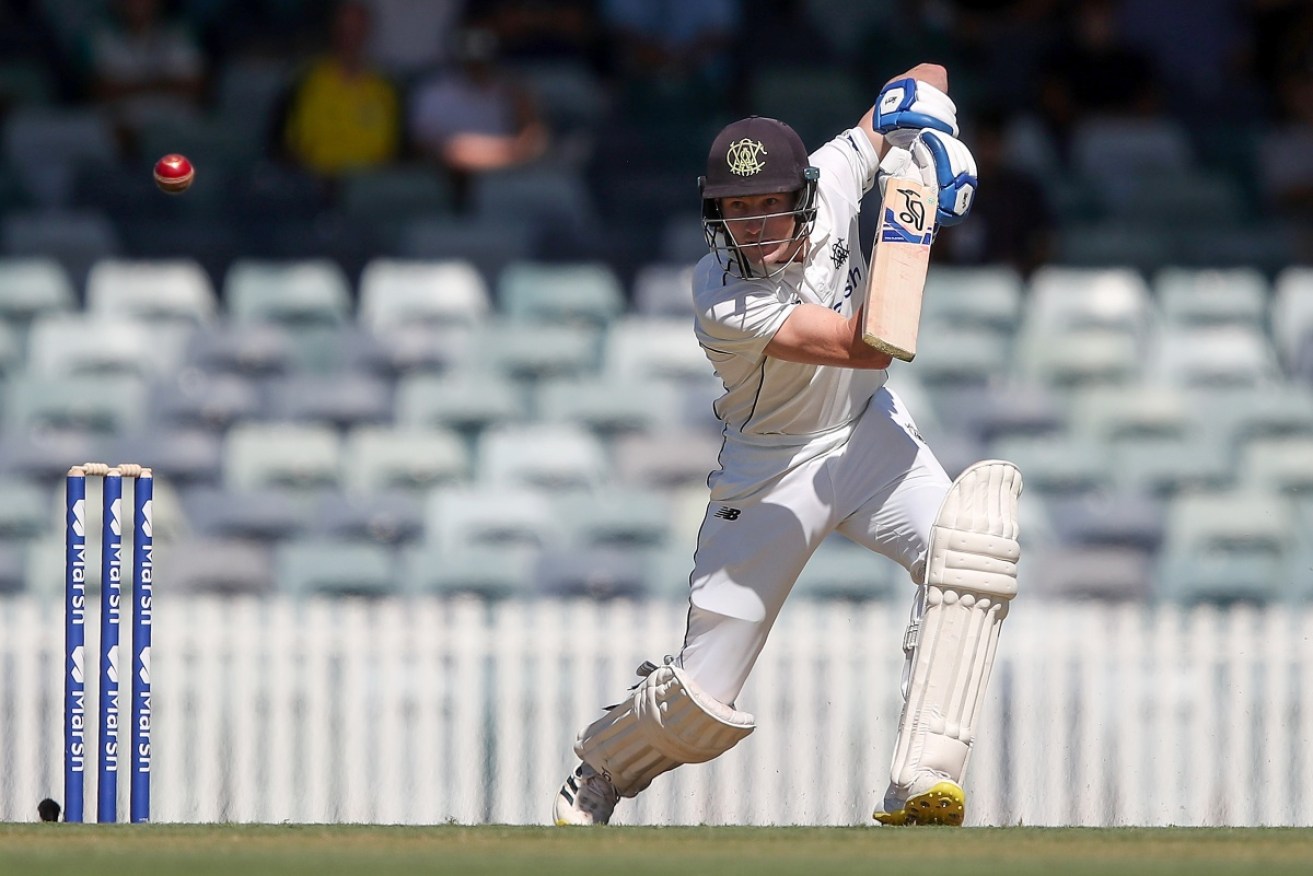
[576,664,755,797]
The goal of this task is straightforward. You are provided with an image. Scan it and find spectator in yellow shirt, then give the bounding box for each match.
[281,1,402,175]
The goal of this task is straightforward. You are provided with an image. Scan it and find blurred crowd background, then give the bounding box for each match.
[0,0,1311,605]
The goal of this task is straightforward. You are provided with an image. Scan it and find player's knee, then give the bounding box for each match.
[924,460,1022,601]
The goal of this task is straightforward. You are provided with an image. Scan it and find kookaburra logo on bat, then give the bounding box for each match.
[896,188,927,232]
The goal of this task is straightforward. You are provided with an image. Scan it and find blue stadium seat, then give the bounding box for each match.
[534,375,679,436]
[1069,384,1193,443]
[920,266,1023,335]
[1013,325,1144,388]
[533,547,650,600]
[1147,324,1282,388]
[184,322,296,377]
[1154,490,1295,604]
[341,425,471,495]
[149,372,264,430]
[85,258,218,324]
[791,536,900,602]
[1024,266,1155,337]
[0,476,56,540]
[0,257,75,323]
[108,427,223,487]
[554,487,673,550]
[612,427,722,490]
[262,372,394,428]
[497,261,625,328]
[632,262,695,318]
[475,422,608,492]
[1023,545,1152,602]
[930,383,1065,445]
[604,316,711,383]
[399,542,536,599]
[988,434,1114,497]
[222,422,342,492]
[1239,436,1313,496]
[310,490,425,546]
[156,537,276,596]
[0,431,110,480]
[1191,384,1313,449]
[276,538,398,598]
[1045,490,1166,552]
[180,485,313,542]
[1153,267,1269,329]
[912,326,1012,388]
[393,371,525,433]
[1110,434,1234,496]
[357,258,490,331]
[1271,267,1313,375]
[4,373,149,435]
[425,484,563,553]
[477,319,601,379]
[224,259,352,326]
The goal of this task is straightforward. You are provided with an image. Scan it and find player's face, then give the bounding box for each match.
[718,193,804,268]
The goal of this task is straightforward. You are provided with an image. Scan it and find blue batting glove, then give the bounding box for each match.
[874,78,958,148]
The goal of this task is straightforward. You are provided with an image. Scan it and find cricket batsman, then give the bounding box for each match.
[554,63,1022,827]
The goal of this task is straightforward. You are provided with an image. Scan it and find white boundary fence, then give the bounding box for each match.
[1,595,1311,826]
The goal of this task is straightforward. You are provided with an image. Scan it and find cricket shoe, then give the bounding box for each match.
[872,778,966,826]
[553,762,619,826]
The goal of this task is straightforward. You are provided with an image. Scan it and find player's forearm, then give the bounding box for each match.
[764,303,892,369]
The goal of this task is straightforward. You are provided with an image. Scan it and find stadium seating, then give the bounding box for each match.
[341,426,471,495]
[86,258,218,324]
[0,248,1306,606]
[497,261,625,327]
[357,258,491,331]
[0,256,75,322]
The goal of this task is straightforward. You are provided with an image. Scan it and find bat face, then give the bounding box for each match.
[863,178,937,362]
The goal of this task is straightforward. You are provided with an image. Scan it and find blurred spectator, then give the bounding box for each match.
[361,0,466,77]
[1246,0,1313,106]
[935,108,1054,277]
[86,0,207,137]
[278,1,403,177]
[464,0,603,67]
[408,27,548,209]
[1118,0,1254,121]
[1036,0,1164,155]
[1259,59,1313,220]
[600,0,740,109]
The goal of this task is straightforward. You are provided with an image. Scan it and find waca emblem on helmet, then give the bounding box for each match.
[726,138,767,176]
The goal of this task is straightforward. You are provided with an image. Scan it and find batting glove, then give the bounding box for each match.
[873,78,958,148]
[877,131,978,227]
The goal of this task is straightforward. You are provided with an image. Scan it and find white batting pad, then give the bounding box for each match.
[888,459,1022,797]
[575,664,755,797]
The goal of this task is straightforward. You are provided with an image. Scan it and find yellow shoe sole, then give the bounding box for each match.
[873,781,965,826]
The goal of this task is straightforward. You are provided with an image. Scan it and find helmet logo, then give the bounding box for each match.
[726,138,767,176]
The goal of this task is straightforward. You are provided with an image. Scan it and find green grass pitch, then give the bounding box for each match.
[3,824,1311,876]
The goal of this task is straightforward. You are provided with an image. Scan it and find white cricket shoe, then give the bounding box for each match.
[553,762,619,826]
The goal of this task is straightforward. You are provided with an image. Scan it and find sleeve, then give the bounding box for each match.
[809,127,883,205]
[693,273,797,360]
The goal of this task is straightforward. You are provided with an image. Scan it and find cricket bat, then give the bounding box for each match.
[862,177,937,362]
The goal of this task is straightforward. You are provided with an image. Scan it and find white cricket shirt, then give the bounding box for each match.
[692,127,887,450]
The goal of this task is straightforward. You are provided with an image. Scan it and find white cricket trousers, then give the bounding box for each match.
[677,386,951,705]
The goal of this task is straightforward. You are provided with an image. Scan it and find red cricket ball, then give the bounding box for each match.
[154,153,194,194]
